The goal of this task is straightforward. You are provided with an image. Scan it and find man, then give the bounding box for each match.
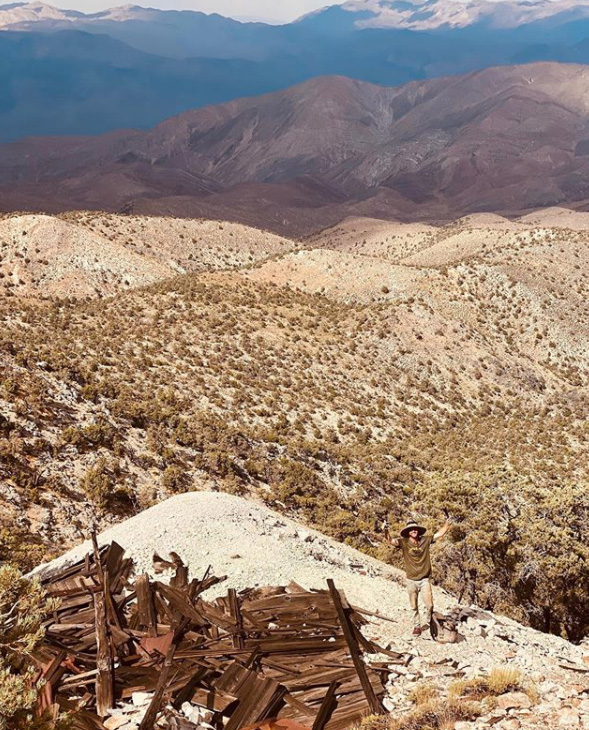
[388,519,451,636]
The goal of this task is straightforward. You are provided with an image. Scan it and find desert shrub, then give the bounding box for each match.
[112,388,185,430]
[268,458,325,509]
[0,526,45,573]
[162,465,189,493]
[413,468,589,641]
[0,566,66,730]
[61,419,119,451]
[82,458,131,512]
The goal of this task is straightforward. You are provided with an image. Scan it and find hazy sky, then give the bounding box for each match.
[48,0,344,22]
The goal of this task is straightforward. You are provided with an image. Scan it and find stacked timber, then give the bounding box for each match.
[33,540,408,730]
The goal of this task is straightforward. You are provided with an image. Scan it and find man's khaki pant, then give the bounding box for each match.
[407,577,433,629]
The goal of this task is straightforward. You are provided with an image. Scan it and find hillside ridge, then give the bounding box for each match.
[3,64,589,235]
[1,209,587,644]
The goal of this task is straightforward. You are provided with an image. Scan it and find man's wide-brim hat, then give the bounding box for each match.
[400,521,427,538]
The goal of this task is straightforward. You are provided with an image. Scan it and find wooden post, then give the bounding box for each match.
[228,588,245,649]
[91,530,115,717]
[136,574,158,637]
[327,579,384,715]
[94,590,114,717]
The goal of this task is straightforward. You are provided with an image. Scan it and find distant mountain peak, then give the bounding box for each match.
[330,0,589,29]
[0,0,83,23]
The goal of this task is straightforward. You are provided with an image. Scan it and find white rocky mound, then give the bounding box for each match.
[43,492,589,728]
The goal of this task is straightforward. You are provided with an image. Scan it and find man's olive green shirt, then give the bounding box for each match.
[400,535,435,580]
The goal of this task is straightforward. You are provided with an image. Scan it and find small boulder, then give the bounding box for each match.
[498,719,520,729]
[104,718,130,730]
[496,692,533,710]
[557,707,580,727]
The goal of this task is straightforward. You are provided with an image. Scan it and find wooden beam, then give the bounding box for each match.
[137,615,191,729]
[137,639,178,730]
[228,588,245,649]
[172,665,209,710]
[90,531,105,586]
[91,531,114,718]
[94,590,114,717]
[91,532,124,636]
[326,580,384,715]
[136,574,158,637]
[312,681,339,730]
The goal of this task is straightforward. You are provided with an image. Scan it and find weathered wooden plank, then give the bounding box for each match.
[324,695,371,730]
[311,681,339,730]
[156,582,207,625]
[282,692,317,719]
[93,591,114,717]
[253,637,347,654]
[135,574,158,637]
[171,665,209,710]
[171,563,189,590]
[326,580,384,716]
[282,668,356,691]
[224,669,286,730]
[137,638,178,730]
[228,588,245,650]
[117,666,161,698]
[92,532,114,718]
[104,542,125,579]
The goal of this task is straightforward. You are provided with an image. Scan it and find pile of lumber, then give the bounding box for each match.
[33,539,408,730]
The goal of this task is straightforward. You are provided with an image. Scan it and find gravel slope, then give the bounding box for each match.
[40,491,422,614]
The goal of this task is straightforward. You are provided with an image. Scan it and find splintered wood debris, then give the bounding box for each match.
[32,540,410,730]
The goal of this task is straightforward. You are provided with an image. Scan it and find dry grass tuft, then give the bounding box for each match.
[408,681,439,706]
[359,668,537,730]
[359,696,482,730]
[448,667,535,702]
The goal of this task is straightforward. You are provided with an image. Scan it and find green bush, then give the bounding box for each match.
[82,458,132,513]
[413,467,589,641]
[61,419,119,451]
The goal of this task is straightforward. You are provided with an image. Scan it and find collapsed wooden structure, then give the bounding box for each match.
[33,539,409,730]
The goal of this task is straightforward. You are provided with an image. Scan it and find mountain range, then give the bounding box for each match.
[2,63,589,235]
[4,0,589,138]
[305,0,589,31]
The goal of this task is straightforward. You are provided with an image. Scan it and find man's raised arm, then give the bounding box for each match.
[433,520,452,542]
[384,523,401,548]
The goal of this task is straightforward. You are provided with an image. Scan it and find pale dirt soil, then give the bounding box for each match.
[0,212,295,298]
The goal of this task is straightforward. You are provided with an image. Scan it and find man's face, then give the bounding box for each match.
[409,528,419,539]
